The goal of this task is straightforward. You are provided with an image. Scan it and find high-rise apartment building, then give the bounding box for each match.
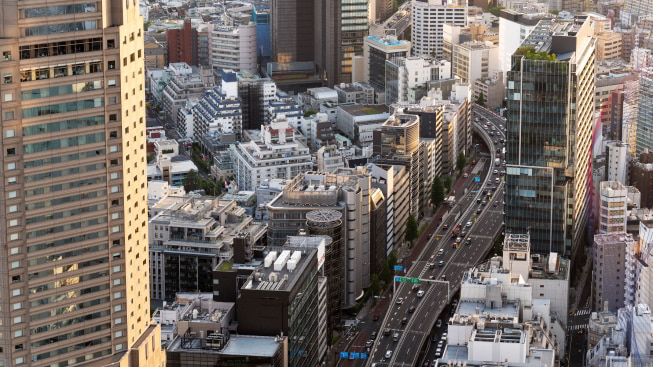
[0,0,163,366]
[598,181,628,234]
[362,36,411,97]
[207,23,257,73]
[167,19,198,66]
[504,19,596,260]
[411,0,468,58]
[314,0,369,86]
[636,72,653,154]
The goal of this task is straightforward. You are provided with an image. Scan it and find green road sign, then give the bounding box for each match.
[395,276,421,284]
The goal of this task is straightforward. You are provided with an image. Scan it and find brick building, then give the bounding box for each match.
[167,19,198,65]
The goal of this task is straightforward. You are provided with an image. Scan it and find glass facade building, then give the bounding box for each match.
[504,19,596,261]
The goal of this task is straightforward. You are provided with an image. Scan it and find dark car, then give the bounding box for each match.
[373,314,380,321]
[384,328,391,336]
[401,317,408,325]
[408,306,416,314]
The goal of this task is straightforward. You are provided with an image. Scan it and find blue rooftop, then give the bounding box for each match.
[366,36,410,47]
[220,71,238,83]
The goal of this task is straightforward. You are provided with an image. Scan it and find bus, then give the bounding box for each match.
[452,223,461,236]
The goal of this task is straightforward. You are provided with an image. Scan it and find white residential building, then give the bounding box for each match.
[498,10,552,82]
[193,87,243,143]
[177,98,199,139]
[629,304,653,365]
[599,181,628,234]
[452,40,500,86]
[411,0,468,58]
[605,141,629,184]
[208,23,257,72]
[147,140,199,187]
[229,116,312,190]
[317,146,345,173]
[385,56,452,104]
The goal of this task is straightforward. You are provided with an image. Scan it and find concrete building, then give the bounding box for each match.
[596,31,623,60]
[208,23,257,73]
[267,94,303,126]
[627,304,653,366]
[452,40,500,86]
[473,74,504,109]
[144,36,167,69]
[586,322,628,367]
[631,152,653,209]
[229,116,312,190]
[596,71,633,141]
[411,0,468,58]
[237,243,327,367]
[635,73,653,154]
[298,87,339,112]
[599,181,628,234]
[193,85,243,150]
[161,65,215,122]
[317,146,345,172]
[336,104,390,144]
[593,232,634,312]
[362,36,411,100]
[443,22,497,63]
[148,194,266,301]
[334,82,375,105]
[296,112,336,149]
[168,19,199,65]
[0,0,165,364]
[505,19,596,260]
[384,56,452,104]
[587,304,622,350]
[270,0,314,64]
[266,171,374,308]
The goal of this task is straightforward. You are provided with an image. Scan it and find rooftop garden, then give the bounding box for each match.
[515,46,557,61]
[218,261,234,272]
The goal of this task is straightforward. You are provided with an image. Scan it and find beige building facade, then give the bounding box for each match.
[0,0,164,366]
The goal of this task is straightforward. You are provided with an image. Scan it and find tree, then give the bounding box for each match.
[303,110,317,118]
[456,152,467,173]
[183,170,201,192]
[476,91,486,107]
[370,274,381,304]
[431,176,445,207]
[380,262,392,284]
[444,176,452,193]
[405,214,419,244]
[388,251,398,269]
[488,6,506,16]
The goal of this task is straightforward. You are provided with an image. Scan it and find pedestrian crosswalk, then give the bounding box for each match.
[569,324,587,331]
[575,309,591,316]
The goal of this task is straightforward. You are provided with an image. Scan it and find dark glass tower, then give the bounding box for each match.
[504,18,595,261]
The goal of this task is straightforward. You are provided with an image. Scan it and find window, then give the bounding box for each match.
[11,261,20,269]
[138,49,142,58]
[8,205,17,213]
[115,331,123,338]
[109,114,117,122]
[24,21,97,37]
[6,129,15,137]
[15,357,24,365]
[108,61,115,69]
[108,96,117,105]
[3,51,12,61]
[108,39,115,49]
[4,111,14,121]
[7,163,16,170]
[3,74,12,84]
[4,93,13,102]
[7,148,15,155]
[12,289,21,296]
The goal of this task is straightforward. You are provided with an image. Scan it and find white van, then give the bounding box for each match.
[495,178,500,184]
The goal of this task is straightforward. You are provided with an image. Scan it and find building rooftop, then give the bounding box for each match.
[167,334,284,357]
[242,245,317,292]
[365,35,411,48]
[594,232,634,246]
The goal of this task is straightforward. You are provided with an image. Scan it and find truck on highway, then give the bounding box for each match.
[495,158,500,165]
[452,223,461,236]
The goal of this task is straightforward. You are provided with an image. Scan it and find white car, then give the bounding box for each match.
[493,170,498,174]
[385,350,393,358]
[396,297,404,305]
[465,221,472,227]
[417,290,425,297]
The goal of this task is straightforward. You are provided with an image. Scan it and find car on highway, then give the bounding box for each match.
[366,339,374,347]
[493,169,498,174]
[476,208,482,214]
[408,306,416,314]
[438,248,444,256]
[417,290,425,297]
[437,341,444,349]
[441,333,448,341]
[401,317,408,325]
[438,261,444,267]
[463,173,468,178]
[435,319,442,328]
[489,132,494,136]
[372,331,377,338]
[412,285,420,292]
[456,236,463,243]
[442,224,448,230]
[465,221,472,227]
[384,328,391,336]
[385,350,393,358]
[441,274,446,281]
[396,297,404,305]
[393,332,400,341]
[460,230,467,237]
[435,348,442,358]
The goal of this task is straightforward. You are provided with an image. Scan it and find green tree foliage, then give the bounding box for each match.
[476,91,486,107]
[456,152,467,173]
[431,176,445,207]
[515,46,557,61]
[183,170,224,196]
[303,110,317,118]
[488,6,506,16]
[444,176,452,193]
[191,143,210,172]
[405,214,419,243]
[380,262,392,284]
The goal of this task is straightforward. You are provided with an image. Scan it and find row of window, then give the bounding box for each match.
[25,177,107,198]
[22,98,104,119]
[31,322,111,349]
[21,81,103,101]
[19,38,103,60]
[27,229,108,253]
[23,3,97,18]
[30,309,110,335]
[25,188,106,211]
[30,296,110,322]
[20,61,102,82]
[24,20,97,37]
[26,216,108,239]
[28,256,109,281]
[24,149,105,169]
[29,276,109,302]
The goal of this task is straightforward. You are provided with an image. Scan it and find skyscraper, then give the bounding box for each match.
[0,0,162,365]
[505,18,596,261]
[314,0,369,86]
[270,0,315,63]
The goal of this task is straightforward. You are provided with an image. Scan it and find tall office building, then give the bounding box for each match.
[411,0,468,58]
[270,0,315,63]
[314,0,369,86]
[0,0,163,366]
[505,19,596,262]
